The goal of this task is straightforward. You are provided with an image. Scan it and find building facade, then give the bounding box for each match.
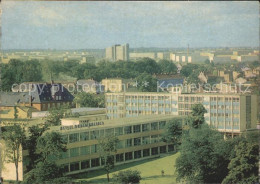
[1,115,181,181]
[105,92,258,136]
[105,44,129,61]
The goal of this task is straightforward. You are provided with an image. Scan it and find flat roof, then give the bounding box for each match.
[54,115,184,133]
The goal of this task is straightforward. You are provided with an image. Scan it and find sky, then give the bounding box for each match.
[1,1,259,50]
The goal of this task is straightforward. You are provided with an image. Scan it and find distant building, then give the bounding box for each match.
[106,44,129,61]
[217,70,233,83]
[129,52,156,60]
[3,82,74,112]
[101,78,125,92]
[157,52,164,60]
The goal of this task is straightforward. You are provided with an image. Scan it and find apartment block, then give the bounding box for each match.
[105,44,129,61]
[105,92,258,136]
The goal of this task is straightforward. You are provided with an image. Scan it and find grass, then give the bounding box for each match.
[73,152,180,184]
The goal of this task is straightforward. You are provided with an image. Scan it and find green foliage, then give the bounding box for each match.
[22,161,66,184]
[180,64,199,77]
[1,59,43,91]
[73,92,105,108]
[176,125,231,183]
[223,132,259,184]
[45,105,71,126]
[2,124,26,182]
[99,135,119,182]
[36,132,67,162]
[136,73,157,92]
[189,103,207,128]
[25,125,49,171]
[158,59,177,75]
[161,118,182,146]
[113,170,141,184]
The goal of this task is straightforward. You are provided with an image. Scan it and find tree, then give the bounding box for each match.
[73,92,101,108]
[161,118,183,147]
[22,60,43,82]
[135,58,160,75]
[36,132,67,163]
[180,64,199,77]
[2,124,26,182]
[175,125,232,183]
[223,131,259,184]
[189,103,207,128]
[158,59,177,74]
[45,107,65,126]
[136,73,157,92]
[25,125,49,171]
[98,135,119,182]
[113,170,141,184]
[23,161,70,184]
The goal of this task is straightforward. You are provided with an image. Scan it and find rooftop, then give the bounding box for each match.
[55,115,184,133]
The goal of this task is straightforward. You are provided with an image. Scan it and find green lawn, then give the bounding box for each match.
[74,152,179,184]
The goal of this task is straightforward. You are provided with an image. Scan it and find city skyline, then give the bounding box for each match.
[1,1,259,50]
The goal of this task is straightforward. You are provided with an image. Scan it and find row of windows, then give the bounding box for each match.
[125,96,172,101]
[62,135,163,159]
[62,145,175,173]
[210,113,240,118]
[210,105,239,109]
[178,97,203,102]
[63,121,166,143]
[210,97,239,102]
[211,121,239,126]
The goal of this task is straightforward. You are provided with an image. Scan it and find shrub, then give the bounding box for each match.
[113,170,141,184]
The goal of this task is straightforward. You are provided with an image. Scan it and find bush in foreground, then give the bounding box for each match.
[113,170,141,184]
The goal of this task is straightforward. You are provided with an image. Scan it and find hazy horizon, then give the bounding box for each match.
[2,1,259,50]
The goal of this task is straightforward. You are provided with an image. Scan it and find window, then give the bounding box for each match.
[70,162,80,172]
[151,122,158,130]
[115,127,123,136]
[133,125,141,133]
[125,152,133,161]
[80,146,90,155]
[105,128,114,136]
[116,153,124,162]
[151,135,159,143]
[91,144,99,154]
[90,130,99,140]
[70,148,79,157]
[142,136,150,145]
[91,158,100,167]
[143,149,150,157]
[151,147,158,155]
[117,140,125,149]
[142,123,150,132]
[62,164,69,173]
[124,126,132,134]
[134,150,142,159]
[69,133,79,143]
[126,139,132,147]
[160,146,167,153]
[159,121,166,129]
[61,150,69,159]
[80,132,89,141]
[134,137,141,146]
[168,144,174,152]
[81,160,90,169]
